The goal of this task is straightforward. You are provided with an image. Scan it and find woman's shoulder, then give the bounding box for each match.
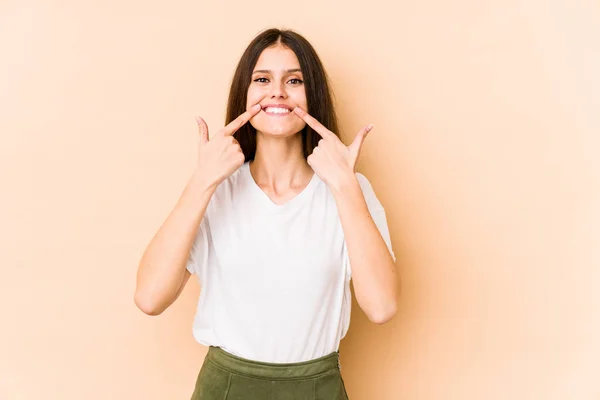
[205,163,250,211]
[354,172,370,187]
[354,172,375,196]
[353,172,385,211]
[215,162,249,191]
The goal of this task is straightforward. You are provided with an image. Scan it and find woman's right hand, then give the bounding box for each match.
[194,103,261,190]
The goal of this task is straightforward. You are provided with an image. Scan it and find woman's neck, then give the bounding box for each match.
[249,131,313,191]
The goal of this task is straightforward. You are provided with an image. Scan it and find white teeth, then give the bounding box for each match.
[265,107,290,114]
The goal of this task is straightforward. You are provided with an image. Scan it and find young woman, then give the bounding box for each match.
[135,28,397,400]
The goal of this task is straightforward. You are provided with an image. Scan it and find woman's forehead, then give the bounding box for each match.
[254,46,301,72]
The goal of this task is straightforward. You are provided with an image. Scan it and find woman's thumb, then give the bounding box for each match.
[195,116,209,144]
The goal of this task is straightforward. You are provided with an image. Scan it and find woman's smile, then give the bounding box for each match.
[261,103,293,117]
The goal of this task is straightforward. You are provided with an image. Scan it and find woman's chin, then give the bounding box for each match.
[253,124,305,138]
[259,130,298,137]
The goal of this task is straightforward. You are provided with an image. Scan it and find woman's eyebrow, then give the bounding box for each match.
[252,68,302,74]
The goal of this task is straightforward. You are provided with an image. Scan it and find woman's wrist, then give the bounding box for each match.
[328,171,359,199]
[188,169,217,197]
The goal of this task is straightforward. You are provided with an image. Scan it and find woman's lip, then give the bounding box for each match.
[261,104,294,117]
[262,104,293,111]
[262,109,292,117]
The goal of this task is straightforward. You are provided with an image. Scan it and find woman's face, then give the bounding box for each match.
[246,44,308,137]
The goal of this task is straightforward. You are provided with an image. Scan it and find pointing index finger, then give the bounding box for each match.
[293,107,334,139]
[222,104,262,136]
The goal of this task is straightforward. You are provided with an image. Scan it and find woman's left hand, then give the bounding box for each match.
[293,106,374,191]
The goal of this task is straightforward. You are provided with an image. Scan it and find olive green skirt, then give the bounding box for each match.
[190,346,349,400]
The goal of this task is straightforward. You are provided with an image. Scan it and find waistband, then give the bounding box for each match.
[205,346,340,380]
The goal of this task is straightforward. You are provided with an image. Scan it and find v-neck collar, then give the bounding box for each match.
[244,162,319,213]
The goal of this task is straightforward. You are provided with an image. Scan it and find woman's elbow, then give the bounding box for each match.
[368,301,397,325]
[134,291,165,316]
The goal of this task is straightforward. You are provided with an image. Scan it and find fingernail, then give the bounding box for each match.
[195,116,201,124]
[367,124,374,131]
[253,104,261,110]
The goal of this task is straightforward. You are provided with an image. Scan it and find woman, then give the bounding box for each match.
[135,28,397,399]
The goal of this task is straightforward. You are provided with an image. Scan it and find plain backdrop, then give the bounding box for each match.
[1,0,599,399]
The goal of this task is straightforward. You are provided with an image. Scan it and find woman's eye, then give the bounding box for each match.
[252,77,303,84]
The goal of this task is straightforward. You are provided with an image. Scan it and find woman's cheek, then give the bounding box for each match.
[290,91,308,110]
[246,87,266,108]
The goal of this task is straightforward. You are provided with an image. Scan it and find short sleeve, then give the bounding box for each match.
[344,173,396,280]
[186,217,211,281]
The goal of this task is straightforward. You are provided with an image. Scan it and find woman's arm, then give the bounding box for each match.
[291,107,397,324]
[134,172,215,316]
[134,107,260,315]
[331,175,398,325]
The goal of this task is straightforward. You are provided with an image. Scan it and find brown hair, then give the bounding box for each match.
[225,28,340,161]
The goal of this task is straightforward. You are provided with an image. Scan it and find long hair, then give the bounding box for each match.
[225,28,340,161]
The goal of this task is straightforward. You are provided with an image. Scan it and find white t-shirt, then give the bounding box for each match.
[186,161,395,363]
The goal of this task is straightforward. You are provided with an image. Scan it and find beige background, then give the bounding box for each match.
[1,0,599,399]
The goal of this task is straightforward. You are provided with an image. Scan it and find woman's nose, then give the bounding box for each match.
[269,82,287,98]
